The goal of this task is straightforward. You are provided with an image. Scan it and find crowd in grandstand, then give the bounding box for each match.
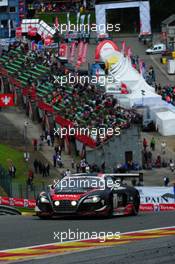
[1,42,142,146]
[27,0,95,14]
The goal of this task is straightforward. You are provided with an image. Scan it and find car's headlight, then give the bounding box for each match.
[54,201,60,206]
[71,201,77,206]
[83,196,101,203]
[40,196,50,203]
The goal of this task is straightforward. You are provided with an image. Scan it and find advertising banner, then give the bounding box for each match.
[136,187,175,204]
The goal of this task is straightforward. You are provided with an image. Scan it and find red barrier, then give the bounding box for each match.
[139,203,154,212]
[1,196,175,212]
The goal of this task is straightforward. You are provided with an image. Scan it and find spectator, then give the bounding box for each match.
[71,159,75,169]
[42,164,47,177]
[65,169,71,177]
[57,155,63,168]
[54,145,59,154]
[38,161,43,174]
[33,159,39,174]
[150,137,155,151]
[143,138,147,151]
[169,159,175,172]
[32,139,37,151]
[47,134,51,146]
[161,141,166,154]
[163,176,169,187]
[76,163,80,173]
[46,163,50,176]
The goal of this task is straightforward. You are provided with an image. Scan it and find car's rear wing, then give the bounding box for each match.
[71,173,143,182]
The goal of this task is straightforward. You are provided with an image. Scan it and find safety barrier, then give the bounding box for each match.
[1,196,175,211]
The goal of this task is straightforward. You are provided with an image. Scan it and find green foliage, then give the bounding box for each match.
[0,144,28,184]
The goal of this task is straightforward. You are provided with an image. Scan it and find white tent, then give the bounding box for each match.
[156,111,175,136]
[97,41,161,107]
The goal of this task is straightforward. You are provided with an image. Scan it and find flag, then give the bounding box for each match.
[77,12,80,26]
[87,14,91,34]
[127,47,132,59]
[81,42,88,63]
[59,43,68,58]
[139,59,145,75]
[69,42,76,63]
[121,41,126,54]
[8,19,11,38]
[83,0,87,8]
[54,16,59,30]
[80,15,86,33]
[76,41,84,68]
[67,13,70,32]
[96,68,100,81]
[0,94,14,107]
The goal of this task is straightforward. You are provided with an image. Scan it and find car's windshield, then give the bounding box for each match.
[54,177,105,193]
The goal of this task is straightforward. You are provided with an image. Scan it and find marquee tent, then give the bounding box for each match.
[95,40,162,107]
[156,111,175,136]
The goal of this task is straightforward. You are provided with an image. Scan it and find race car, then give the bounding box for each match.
[35,173,140,219]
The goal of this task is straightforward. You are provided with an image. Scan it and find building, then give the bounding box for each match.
[0,0,19,38]
[161,14,175,50]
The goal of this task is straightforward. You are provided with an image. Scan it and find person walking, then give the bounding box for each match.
[47,134,51,146]
[33,138,38,151]
[161,141,166,154]
[150,137,156,151]
[46,163,50,176]
[38,161,43,174]
[143,138,147,151]
[163,176,169,187]
[42,164,47,177]
[33,159,39,174]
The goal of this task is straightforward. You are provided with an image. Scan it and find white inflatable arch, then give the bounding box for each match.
[95,1,151,34]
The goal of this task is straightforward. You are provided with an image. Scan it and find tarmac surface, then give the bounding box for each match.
[0,211,175,263]
[0,211,175,250]
[17,236,175,264]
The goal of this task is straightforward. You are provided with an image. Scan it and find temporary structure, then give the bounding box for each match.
[156,111,175,136]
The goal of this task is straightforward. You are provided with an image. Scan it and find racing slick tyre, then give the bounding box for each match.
[131,192,140,216]
[37,213,52,220]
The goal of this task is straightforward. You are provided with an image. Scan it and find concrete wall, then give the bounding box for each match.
[86,125,142,172]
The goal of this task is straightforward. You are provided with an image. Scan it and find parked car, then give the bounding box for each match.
[146,44,166,55]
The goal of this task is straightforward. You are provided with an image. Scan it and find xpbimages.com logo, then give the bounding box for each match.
[53,229,120,243]
[54,126,121,139]
[53,74,120,87]
[54,23,121,34]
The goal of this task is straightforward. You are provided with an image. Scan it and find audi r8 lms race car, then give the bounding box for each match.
[35,173,140,219]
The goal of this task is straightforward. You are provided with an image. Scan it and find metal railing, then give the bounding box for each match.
[11,182,47,199]
[0,165,12,196]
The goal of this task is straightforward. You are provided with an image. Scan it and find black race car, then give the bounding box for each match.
[35,173,140,219]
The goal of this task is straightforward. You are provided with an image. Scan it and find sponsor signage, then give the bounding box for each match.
[136,187,175,204]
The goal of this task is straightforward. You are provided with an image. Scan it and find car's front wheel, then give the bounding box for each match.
[37,213,52,220]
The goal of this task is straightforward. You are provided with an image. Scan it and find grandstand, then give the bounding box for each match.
[0,44,142,161]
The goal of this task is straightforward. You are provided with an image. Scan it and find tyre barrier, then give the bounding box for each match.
[0,205,21,215]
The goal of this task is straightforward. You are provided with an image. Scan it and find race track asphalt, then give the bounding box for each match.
[18,236,175,264]
[0,211,175,251]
